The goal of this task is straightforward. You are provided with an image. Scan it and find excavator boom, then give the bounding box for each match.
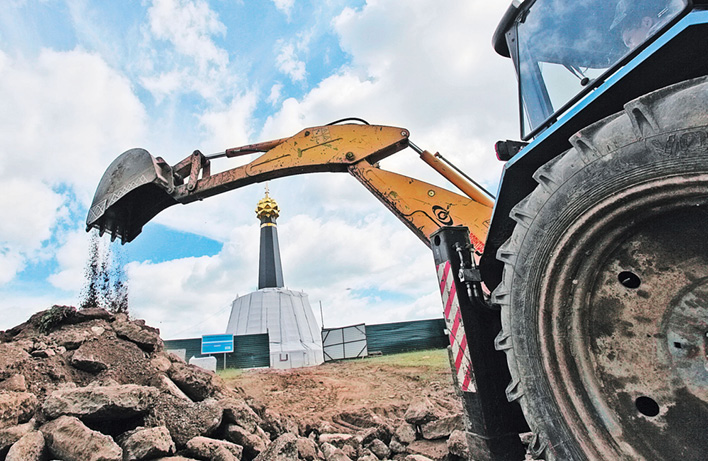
[86,123,494,249]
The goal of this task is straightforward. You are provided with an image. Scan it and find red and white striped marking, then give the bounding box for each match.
[437,261,475,392]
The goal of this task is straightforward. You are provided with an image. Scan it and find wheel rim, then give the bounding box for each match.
[538,175,708,460]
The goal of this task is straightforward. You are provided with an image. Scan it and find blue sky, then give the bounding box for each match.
[0,0,518,338]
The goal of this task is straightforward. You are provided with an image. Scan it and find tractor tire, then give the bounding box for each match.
[492,77,708,460]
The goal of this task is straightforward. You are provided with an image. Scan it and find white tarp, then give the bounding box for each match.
[226,288,324,370]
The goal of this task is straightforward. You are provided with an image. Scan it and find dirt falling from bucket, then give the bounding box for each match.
[80,230,129,313]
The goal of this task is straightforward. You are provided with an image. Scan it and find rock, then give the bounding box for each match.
[0,374,26,392]
[31,348,55,358]
[296,436,322,461]
[153,457,199,461]
[186,436,243,461]
[332,409,382,429]
[254,432,298,461]
[360,425,391,446]
[5,430,46,461]
[319,433,356,448]
[389,438,407,454]
[167,361,224,402]
[225,424,268,459]
[367,439,390,459]
[407,439,449,461]
[42,383,159,420]
[260,408,287,439]
[404,399,437,425]
[145,395,223,447]
[70,341,110,372]
[357,454,378,461]
[0,419,36,453]
[405,455,435,461]
[318,422,340,434]
[151,354,173,373]
[0,343,30,377]
[340,444,358,459]
[152,374,193,402]
[118,426,175,460]
[320,442,353,461]
[152,458,199,461]
[222,398,263,433]
[40,415,122,461]
[112,320,163,352]
[69,308,114,324]
[394,422,417,444]
[0,391,37,428]
[420,415,462,440]
[51,326,93,350]
[446,430,470,459]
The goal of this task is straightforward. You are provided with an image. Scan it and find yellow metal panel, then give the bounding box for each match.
[349,162,492,251]
[246,124,409,175]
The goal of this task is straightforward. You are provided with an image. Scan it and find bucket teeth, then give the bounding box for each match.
[86,147,178,244]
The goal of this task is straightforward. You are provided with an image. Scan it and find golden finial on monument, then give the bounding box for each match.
[256,182,280,219]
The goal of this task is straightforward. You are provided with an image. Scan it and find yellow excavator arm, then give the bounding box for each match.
[86,122,494,250]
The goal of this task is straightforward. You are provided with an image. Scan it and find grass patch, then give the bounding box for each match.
[357,348,449,370]
[217,348,451,377]
[217,368,246,379]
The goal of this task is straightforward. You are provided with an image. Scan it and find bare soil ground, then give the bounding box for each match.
[222,349,462,432]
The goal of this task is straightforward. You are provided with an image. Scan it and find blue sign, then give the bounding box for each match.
[201,334,234,354]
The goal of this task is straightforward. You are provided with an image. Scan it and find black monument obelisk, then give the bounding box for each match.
[256,186,285,289]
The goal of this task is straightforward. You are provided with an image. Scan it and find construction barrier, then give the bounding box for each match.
[166,318,448,369]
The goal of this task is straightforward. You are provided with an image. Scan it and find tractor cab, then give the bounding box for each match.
[495,0,688,139]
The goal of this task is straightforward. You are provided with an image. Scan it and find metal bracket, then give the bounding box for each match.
[454,242,497,312]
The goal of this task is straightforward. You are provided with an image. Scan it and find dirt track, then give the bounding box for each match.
[225,349,462,432]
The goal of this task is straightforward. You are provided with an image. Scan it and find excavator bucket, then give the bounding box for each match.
[86,148,177,244]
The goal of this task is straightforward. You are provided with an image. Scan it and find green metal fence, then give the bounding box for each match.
[164,333,270,369]
[364,318,448,356]
[165,318,448,369]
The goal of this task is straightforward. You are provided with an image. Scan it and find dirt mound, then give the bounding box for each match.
[0,306,471,461]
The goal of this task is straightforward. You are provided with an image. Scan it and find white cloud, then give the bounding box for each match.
[140,70,185,103]
[267,82,284,105]
[140,0,240,103]
[272,0,295,18]
[264,0,516,191]
[0,48,148,203]
[275,41,307,82]
[0,179,64,253]
[0,291,76,331]
[0,250,25,285]
[48,227,93,292]
[198,91,258,152]
[0,48,146,288]
[147,0,227,71]
[125,223,260,338]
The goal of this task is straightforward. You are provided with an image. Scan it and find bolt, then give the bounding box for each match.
[401,130,408,137]
[304,131,310,137]
[345,152,355,161]
[428,190,435,197]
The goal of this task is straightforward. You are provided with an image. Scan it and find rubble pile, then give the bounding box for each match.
[0,306,469,461]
